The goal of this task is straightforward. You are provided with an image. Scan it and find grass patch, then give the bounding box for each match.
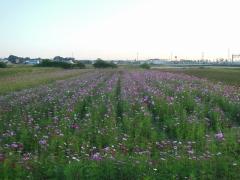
[0,67,91,95]
[158,67,240,86]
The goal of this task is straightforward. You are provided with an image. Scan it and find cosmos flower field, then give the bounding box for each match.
[0,69,240,179]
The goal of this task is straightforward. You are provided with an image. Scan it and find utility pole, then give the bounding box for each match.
[228,48,230,62]
[201,52,205,61]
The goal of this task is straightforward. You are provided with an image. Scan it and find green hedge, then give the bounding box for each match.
[36,60,85,69]
[0,62,7,68]
[139,63,151,69]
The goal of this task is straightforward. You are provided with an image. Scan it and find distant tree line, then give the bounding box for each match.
[4,55,120,69]
[53,56,74,62]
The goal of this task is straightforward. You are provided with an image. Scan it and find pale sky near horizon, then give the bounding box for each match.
[0,0,240,60]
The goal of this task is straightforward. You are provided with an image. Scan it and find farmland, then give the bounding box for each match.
[0,68,240,179]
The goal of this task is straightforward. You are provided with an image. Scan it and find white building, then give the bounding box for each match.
[147,59,168,65]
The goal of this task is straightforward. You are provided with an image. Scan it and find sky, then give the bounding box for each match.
[0,0,240,60]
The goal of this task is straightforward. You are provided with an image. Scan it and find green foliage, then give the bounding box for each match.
[36,60,85,69]
[93,59,117,68]
[74,62,86,69]
[0,62,7,68]
[139,63,151,69]
[8,55,20,63]
[36,60,73,69]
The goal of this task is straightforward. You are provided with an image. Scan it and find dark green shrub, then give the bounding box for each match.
[36,60,86,69]
[139,63,150,69]
[74,62,86,69]
[93,60,117,68]
[0,62,7,68]
[36,60,73,69]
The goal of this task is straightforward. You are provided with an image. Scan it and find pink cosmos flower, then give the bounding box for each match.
[39,139,47,145]
[215,132,224,141]
[70,124,79,129]
[91,152,102,161]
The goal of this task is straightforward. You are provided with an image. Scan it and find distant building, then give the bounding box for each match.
[179,59,196,64]
[0,58,10,64]
[24,59,40,65]
[111,61,119,64]
[147,59,168,65]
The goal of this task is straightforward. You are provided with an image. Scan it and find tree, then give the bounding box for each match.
[8,55,18,63]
